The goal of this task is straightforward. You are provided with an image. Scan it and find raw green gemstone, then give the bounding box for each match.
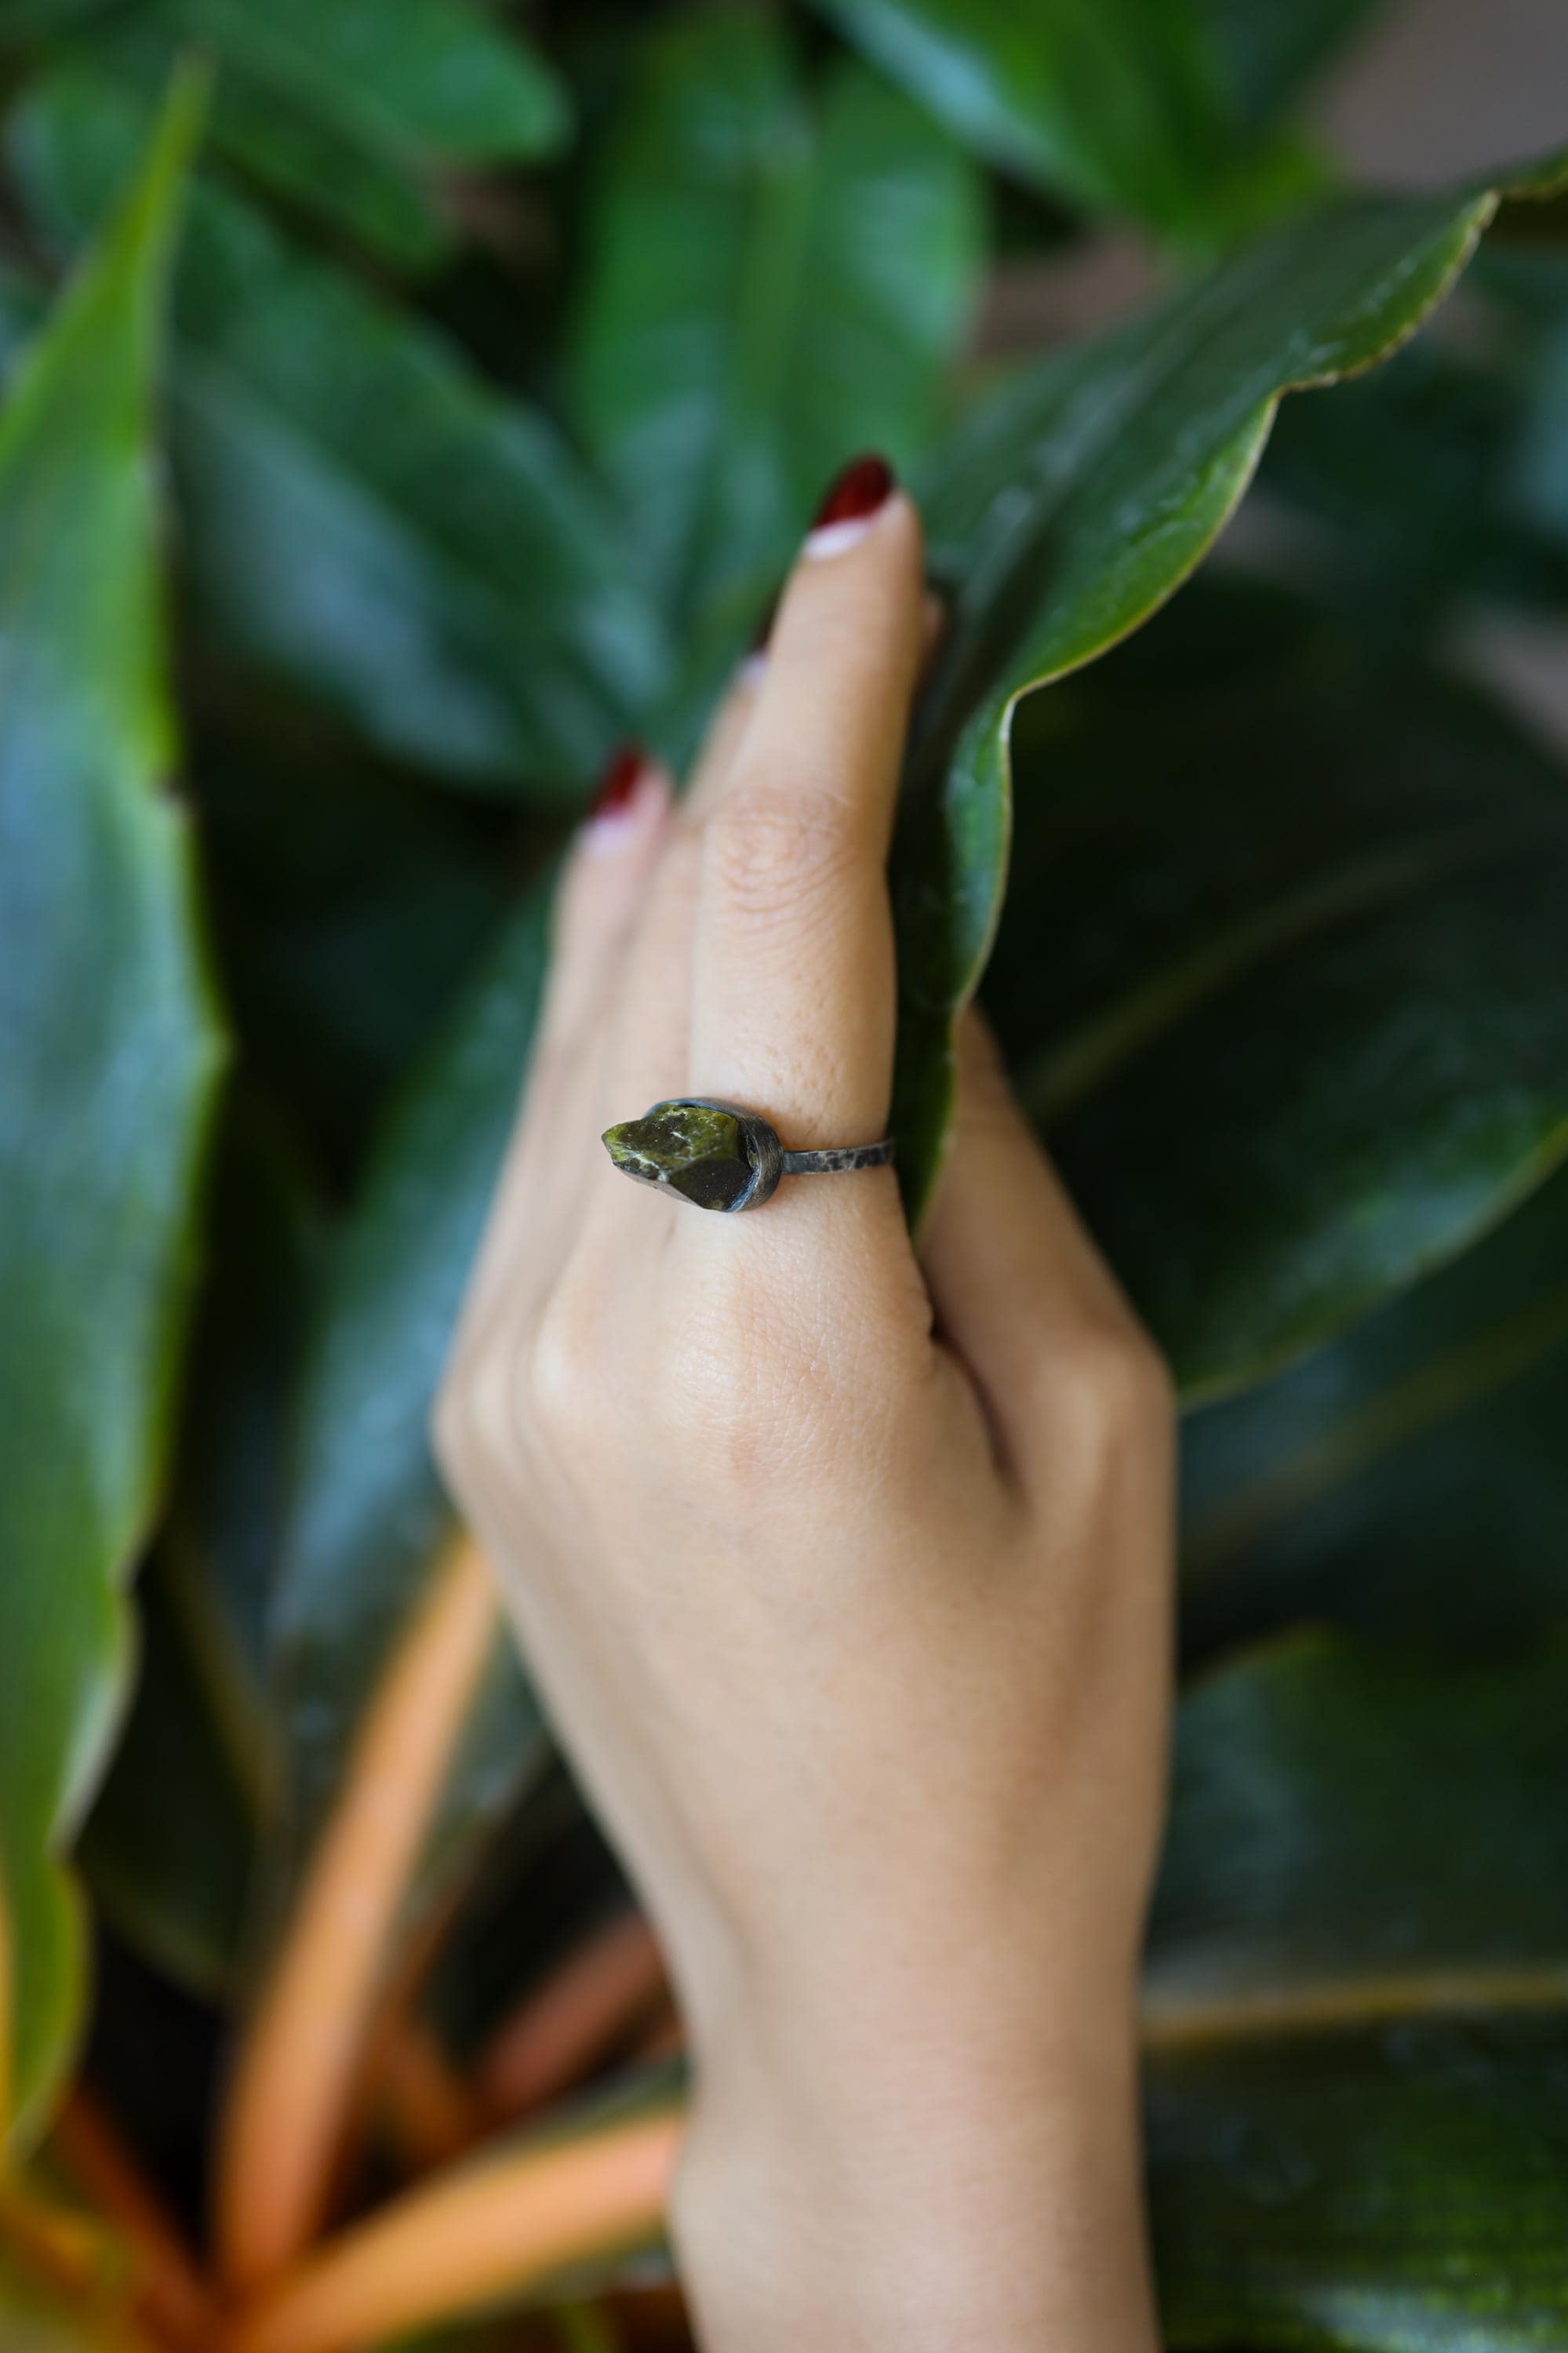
[602,1101,754,1211]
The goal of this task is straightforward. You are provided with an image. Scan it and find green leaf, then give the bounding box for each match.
[1203,0,1390,129]
[1147,1630,1568,2346]
[1181,1160,1568,1661]
[1259,329,1568,636]
[264,890,554,1973]
[892,145,1568,1241]
[569,11,982,707]
[0,71,224,2150]
[9,64,666,796]
[0,0,114,37]
[807,0,1230,230]
[75,1554,256,1999]
[78,1100,322,1995]
[1151,1630,1568,2017]
[75,0,571,271]
[1152,2010,1568,2351]
[198,755,518,1176]
[980,591,1568,1397]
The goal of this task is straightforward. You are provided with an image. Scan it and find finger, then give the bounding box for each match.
[460,748,671,1338]
[565,627,770,1185]
[685,584,944,830]
[591,812,703,1143]
[922,1010,1165,1467]
[685,454,926,1166]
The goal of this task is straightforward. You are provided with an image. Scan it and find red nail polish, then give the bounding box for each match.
[588,742,645,822]
[809,453,895,533]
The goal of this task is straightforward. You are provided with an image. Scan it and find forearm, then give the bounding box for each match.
[671,1983,1159,2353]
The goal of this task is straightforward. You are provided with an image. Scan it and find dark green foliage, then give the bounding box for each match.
[0,70,224,2147]
[0,3,1566,2345]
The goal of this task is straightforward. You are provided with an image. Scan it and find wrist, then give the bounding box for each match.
[672,1982,1157,2353]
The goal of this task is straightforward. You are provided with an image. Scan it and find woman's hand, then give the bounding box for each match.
[435,460,1175,2352]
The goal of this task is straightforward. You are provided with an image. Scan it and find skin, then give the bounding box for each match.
[435,482,1176,2351]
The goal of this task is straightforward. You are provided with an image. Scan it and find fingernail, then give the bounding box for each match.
[582,742,653,849]
[802,453,896,561]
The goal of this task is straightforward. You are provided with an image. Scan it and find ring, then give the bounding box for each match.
[602,1098,894,1213]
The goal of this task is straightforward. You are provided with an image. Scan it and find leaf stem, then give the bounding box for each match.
[477,1913,668,2124]
[225,2106,679,2353]
[377,2020,483,2170]
[0,2176,162,2351]
[214,1534,500,2289]
[54,2089,217,2351]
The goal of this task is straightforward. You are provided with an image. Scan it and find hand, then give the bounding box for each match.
[435,459,1176,2352]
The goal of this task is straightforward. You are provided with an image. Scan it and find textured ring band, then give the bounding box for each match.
[602,1098,893,1213]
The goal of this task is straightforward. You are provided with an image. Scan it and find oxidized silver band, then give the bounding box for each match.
[602,1096,893,1213]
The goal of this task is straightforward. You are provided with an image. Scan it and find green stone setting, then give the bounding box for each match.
[602,1100,756,1211]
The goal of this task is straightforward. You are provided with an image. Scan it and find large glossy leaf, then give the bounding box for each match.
[0,74,223,2149]
[78,1100,322,1995]
[198,755,518,1177]
[807,0,1229,231]
[1149,1631,1568,2016]
[1506,254,1568,552]
[1146,1629,1568,2346]
[1203,0,1389,129]
[980,588,1568,1397]
[9,65,666,796]
[892,144,1568,1243]
[71,0,570,270]
[75,1557,256,2002]
[264,888,554,1962]
[1180,1159,1568,1662]
[1152,2011,1568,2351]
[0,0,115,35]
[569,9,982,708]
[1258,328,1568,636]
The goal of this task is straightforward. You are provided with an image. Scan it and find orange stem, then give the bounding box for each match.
[606,2285,694,2351]
[215,1534,501,2290]
[226,2107,681,2353]
[626,2003,683,2067]
[375,2020,482,2172]
[55,2090,217,2351]
[477,1914,668,2122]
[0,2184,162,2353]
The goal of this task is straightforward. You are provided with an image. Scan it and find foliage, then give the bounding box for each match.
[0,2,1563,2348]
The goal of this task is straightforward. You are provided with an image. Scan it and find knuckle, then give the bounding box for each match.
[702,780,857,923]
[651,1288,822,1494]
[523,1275,607,1446]
[1077,1310,1173,1429]
[1039,1307,1173,1460]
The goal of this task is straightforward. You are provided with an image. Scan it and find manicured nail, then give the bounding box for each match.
[802,453,896,561]
[582,742,653,849]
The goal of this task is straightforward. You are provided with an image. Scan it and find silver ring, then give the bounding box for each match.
[602,1098,893,1213]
